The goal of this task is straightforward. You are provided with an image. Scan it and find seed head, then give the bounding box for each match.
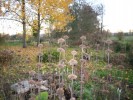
[29,70,36,76]
[105,49,113,54]
[70,97,76,100]
[79,44,86,49]
[36,81,42,86]
[80,81,85,84]
[56,88,64,96]
[38,52,43,56]
[68,59,78,66]
[80,59,86,63]
[68,74,77,80]
[80,35,86,41]
[58,38,65,44]
[117,65,124,69]
[63,35,69,40]
[105,39,113,45]
[71,50,77,56]
[36,63,43,68]
[57,48,65,53]
[58,62,66,68]
[38,44,43,48]
[106,64,112,69]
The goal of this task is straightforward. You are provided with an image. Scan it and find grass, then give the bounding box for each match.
[0,41,133,99]
[0,41,22,46]
[110,35,133,42]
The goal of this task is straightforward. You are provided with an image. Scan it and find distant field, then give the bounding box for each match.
[110,35,133,42]
[0,40,22,46]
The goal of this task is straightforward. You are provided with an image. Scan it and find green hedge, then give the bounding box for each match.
[42,50,59,63]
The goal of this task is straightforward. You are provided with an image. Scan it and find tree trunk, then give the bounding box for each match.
[37,0,41,46]
[22,0,26,48]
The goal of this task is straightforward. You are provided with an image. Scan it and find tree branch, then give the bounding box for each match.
[0,17,22,23]
[4,10,21,19]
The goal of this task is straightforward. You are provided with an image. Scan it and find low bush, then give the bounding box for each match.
[127,51,133,68]
[0,34,6,45]
[113,41,132,53]
[110,53,127,66]
[114,41,122,53]
[125,42,132,52]
[42,50,59,63]
[0,49,15,66]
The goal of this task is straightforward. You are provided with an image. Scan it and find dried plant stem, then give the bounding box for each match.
[59,51,61,86]
[107,44,110,64]
[108,53,110,64]
[96,44,99,64]
[80,40,85,100]
[103,42,106,59]
[80,64,83,100]
[59,68,61,87]
[71,66,74,98]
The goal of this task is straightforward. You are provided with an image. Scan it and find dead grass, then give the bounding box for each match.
[0,45,42,67]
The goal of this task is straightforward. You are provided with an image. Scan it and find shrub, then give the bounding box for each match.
[116,32,124,41]
[42,51,59,63]
[0,50,15,66]
[113,40,132,53]
[0,34,6,45]
[125,42,131,53]
[36,92,48,100]
[110,53,126,66]
[113,41,122,53]
[127,51,133,68]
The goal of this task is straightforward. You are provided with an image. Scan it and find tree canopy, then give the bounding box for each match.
[0,0,74,47]
[53,1,102,44]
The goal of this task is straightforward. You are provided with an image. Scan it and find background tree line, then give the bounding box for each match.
[0,0,74,47]
[52,0,105,46]
[0,0,105,47]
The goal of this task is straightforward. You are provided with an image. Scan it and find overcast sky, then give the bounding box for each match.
[88,0,133,33]
[0,0,133,35]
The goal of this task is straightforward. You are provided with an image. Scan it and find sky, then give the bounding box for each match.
[102,0,133,33]
[89,0,133,33]
[0,20,22,35]
[0,0,133,35]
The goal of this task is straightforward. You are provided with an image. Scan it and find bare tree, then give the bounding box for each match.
[0,0,27,48]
